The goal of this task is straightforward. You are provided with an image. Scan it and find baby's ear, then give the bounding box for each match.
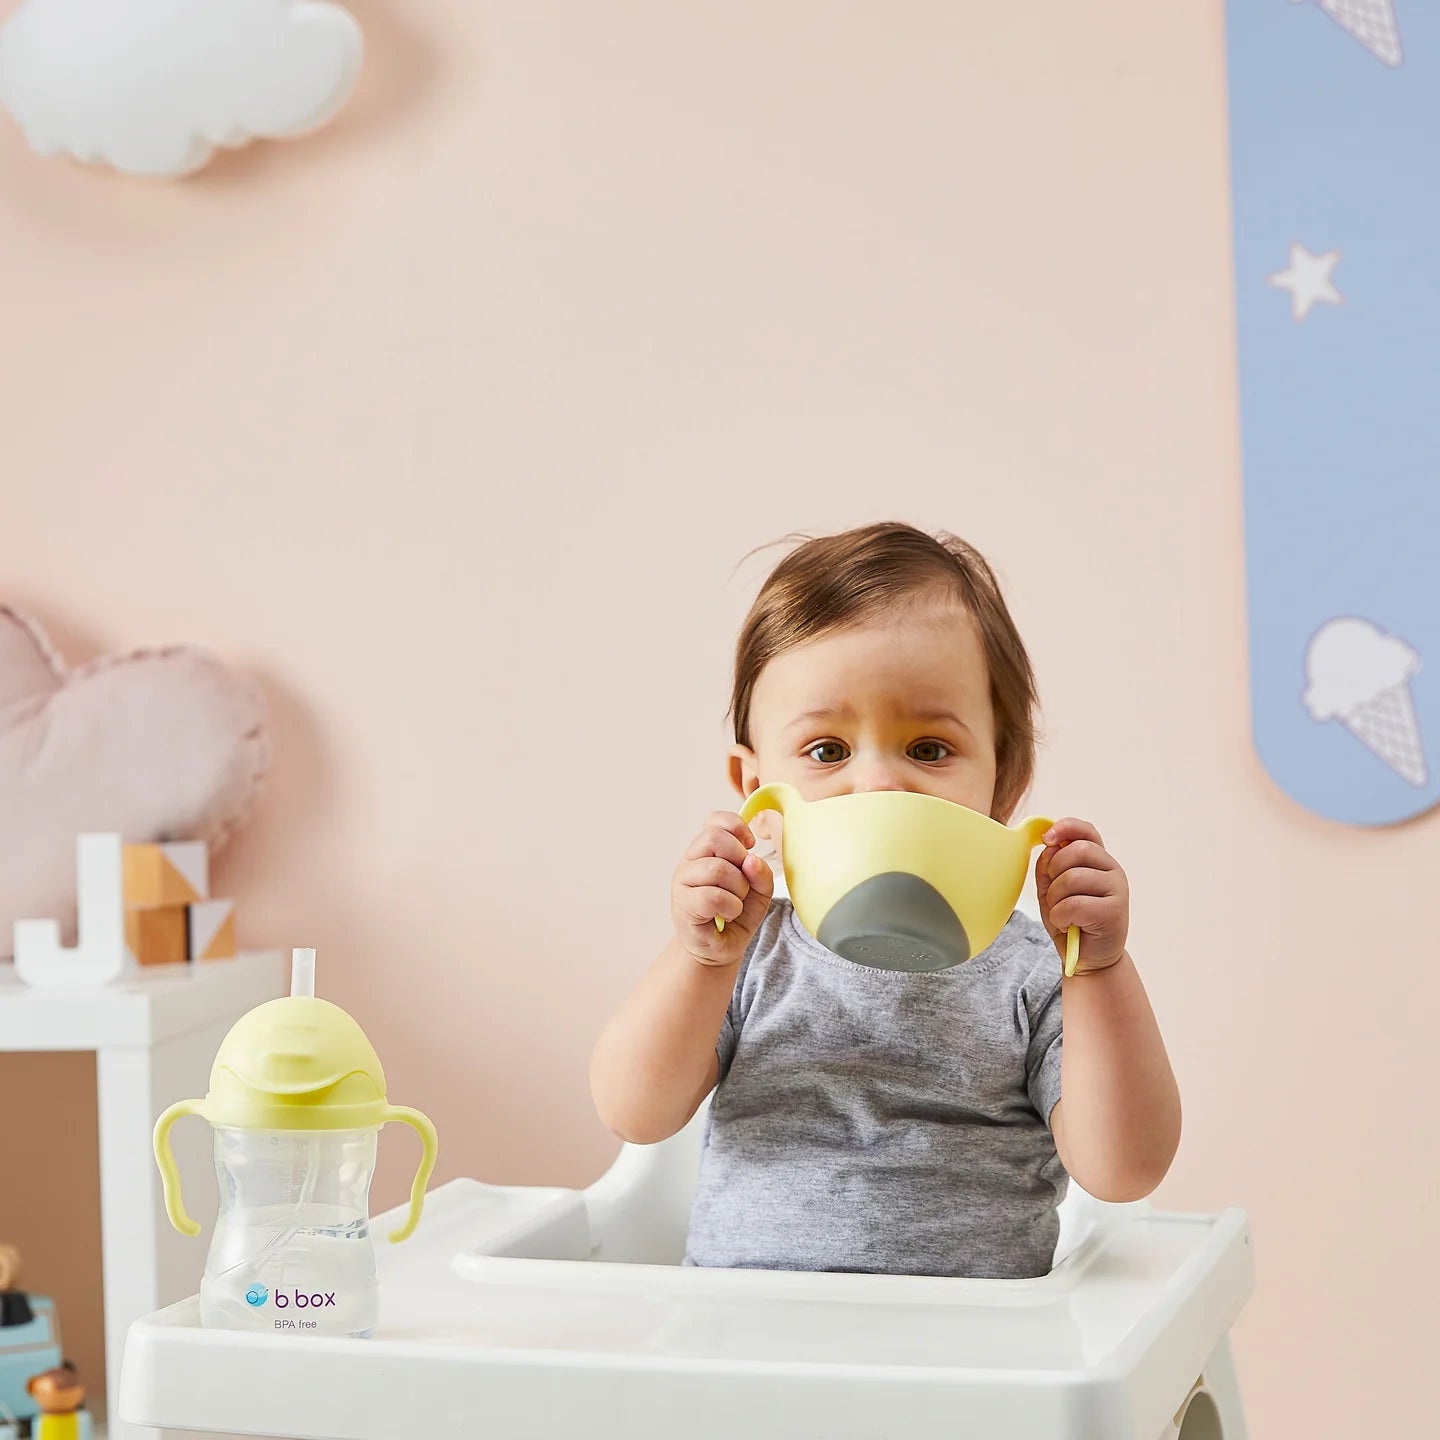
[726,745,758,803]
[726,746,779,846]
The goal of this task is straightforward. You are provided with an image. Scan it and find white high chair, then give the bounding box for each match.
[122,1095,1253,1440]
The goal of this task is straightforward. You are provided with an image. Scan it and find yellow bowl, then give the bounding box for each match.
[729,782,1077,974]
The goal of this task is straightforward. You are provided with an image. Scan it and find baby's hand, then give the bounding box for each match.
[1036,818,1129,974]
[672,811,775,966]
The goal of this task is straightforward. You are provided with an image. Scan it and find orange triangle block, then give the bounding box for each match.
[123,842,208,909]
[188,899,236,961]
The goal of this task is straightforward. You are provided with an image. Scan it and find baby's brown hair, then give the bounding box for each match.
[729,521,1040,819]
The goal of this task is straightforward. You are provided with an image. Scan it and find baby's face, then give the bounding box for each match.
[731,600,1000,827]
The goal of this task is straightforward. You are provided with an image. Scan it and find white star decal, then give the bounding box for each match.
[1268,243,1344,323]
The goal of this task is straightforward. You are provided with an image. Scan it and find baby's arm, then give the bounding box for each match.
[589,939,732,1144]
[1037,818,1182,1202]
[590,811,774,1145]
[1050,953,1180,1202]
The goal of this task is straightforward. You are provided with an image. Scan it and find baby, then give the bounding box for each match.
[591,522,1181,1279]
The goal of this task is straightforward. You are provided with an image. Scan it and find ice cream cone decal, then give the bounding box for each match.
[1304,618,1428,788]
[1341,684,1428,786]
[1292,0,1403,67]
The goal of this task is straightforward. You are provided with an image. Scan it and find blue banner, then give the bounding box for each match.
[1227,0,1439,825]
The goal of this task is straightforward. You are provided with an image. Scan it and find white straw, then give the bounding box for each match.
[290,947,316,998]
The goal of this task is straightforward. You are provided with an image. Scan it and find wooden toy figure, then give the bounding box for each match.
[0,1246,33,1328]
[25,1365,90,1440]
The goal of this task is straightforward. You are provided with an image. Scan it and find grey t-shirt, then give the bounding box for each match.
[684,897,1067,1279]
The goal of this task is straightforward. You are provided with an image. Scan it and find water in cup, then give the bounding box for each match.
[199,1129,380,1335]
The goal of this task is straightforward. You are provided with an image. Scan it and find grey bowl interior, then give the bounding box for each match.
[816,872,970,972]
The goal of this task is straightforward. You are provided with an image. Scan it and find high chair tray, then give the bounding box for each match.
[120,1180,1253,1440]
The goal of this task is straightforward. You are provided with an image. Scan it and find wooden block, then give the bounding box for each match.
[123,841,208,908]
[124,906,188,966]
[188,899,236,961]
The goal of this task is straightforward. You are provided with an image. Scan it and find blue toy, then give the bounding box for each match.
[0,1294,60,1432]
[0,1249,91,1440]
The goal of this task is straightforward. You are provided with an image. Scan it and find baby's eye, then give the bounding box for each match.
[805,740,849,764]
[909,740,951,763]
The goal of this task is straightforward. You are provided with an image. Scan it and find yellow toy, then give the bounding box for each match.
[719,782,1081,976]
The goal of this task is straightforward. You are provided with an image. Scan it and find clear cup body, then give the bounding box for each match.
[199,1126,379,1336]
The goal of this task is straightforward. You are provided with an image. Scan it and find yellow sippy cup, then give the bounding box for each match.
[152,948,438,1335]
[719,783,1081,975]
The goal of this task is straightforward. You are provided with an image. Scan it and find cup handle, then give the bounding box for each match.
[1024,817,1081,976]
[381,1105,439,1243]
[153,1099,205,1237]
[715,783,791,933]
[1063,925,1081,978]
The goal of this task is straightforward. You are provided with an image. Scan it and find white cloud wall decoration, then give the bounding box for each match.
[0,0,363,178]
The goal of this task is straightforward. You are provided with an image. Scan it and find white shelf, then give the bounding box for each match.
[0,952,284,1050]
[1,948,286,1440]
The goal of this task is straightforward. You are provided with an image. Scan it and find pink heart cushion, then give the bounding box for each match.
[0,606,269,958]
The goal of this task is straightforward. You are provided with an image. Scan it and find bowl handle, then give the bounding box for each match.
[1022,817,1082,977]
[714,783,794,933]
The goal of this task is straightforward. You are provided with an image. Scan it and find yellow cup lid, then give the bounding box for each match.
[200,993,392,1131]
[153,949,439,1243]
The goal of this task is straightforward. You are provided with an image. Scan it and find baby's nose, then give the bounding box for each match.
[848,762,910,794]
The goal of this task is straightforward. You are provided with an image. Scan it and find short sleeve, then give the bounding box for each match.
[1024,968,1064,1127]
[714,943,755,1081]
[715,979,742,1078]
[713,903,780,1081]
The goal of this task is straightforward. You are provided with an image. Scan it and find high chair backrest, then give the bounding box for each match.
[581,1094,1139,1268]
[583,1101,711,1264]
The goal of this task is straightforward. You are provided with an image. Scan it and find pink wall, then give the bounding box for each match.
[2,1,1434,1432]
